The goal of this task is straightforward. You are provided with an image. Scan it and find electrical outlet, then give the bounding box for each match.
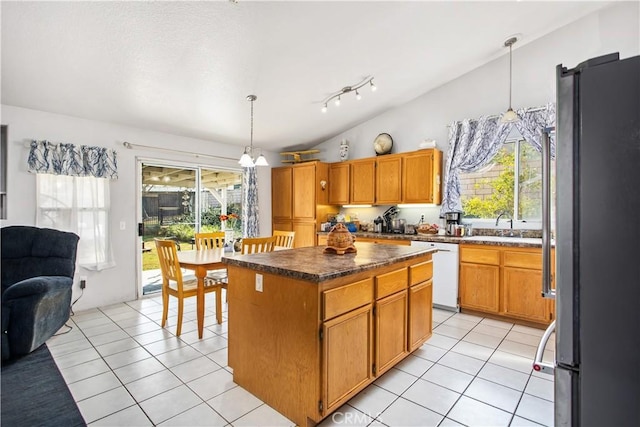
[119,221,126,230]
[255,273,263,292]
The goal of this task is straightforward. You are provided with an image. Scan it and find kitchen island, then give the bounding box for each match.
[223,242,437,427]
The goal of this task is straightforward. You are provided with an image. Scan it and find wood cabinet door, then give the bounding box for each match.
[322,304,373,415]
[375,156,402,205]
[273,220,293,233]
[503,267,550,323]
[292,221,317,248]
[459,263,500,313]
[402,151,434,203]
[292,163,316,220]
[408,280,433,351]
[329,163,350,205]
[272,167,292,220]
[375,290,408,376]
[350,159,376,205]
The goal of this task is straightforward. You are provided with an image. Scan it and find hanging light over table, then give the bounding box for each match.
[238,94,269,167]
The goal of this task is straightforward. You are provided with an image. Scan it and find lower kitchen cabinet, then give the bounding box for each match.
[459,244,555,326]
[459,262,500,313]
[375,290,408,376]
[322,304,373,413]
[503,267,550,323]
[408,280,433,351]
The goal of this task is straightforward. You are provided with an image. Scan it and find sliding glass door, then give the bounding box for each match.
[139,161,242,295]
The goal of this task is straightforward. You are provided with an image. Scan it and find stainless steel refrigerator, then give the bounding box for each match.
[535,53,640,426]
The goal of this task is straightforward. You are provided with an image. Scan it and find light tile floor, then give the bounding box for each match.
[48,293,555,426]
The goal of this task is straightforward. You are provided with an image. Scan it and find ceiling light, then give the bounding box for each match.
[320,76,375,113]
[238,94,269,167]
[163,176,170,182]
[501,36,520,123]
[370,80,377,92]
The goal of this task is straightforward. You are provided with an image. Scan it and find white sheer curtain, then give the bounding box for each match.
[36,174,115,271]
[29,140,117,271]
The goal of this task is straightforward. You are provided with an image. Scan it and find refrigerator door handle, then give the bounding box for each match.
[541,128,556,299]
[533,320,556,374]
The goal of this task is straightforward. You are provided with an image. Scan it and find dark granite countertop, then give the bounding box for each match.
[222,242,437,283]
[318,231,547,248]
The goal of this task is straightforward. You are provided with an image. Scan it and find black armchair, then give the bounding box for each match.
[1,226,79,361]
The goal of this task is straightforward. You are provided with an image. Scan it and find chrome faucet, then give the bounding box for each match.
[495,212,506,226]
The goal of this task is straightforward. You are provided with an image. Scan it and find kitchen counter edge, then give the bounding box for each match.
[318,231,547,248]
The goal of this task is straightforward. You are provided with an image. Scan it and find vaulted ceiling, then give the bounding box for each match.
[1,1,611,152]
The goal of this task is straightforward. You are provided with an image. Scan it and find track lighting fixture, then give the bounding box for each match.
[320,76,376,113]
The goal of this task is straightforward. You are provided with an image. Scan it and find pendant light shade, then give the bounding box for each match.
[501,36,520,124]
[238,94,269,167]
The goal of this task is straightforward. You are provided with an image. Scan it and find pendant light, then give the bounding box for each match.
[501,36,519,123]
[238,94,269,167]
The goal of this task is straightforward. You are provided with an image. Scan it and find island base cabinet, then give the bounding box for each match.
[408,280,433,351]
[375,290,408,376]
[322,304,373,415]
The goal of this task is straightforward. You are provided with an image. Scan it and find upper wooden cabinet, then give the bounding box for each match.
[376,155,403,205]
[292,163,317,220]
[272,167,292,220]
[327,149,443,206]
[328,162,349,205]
[402,149,442,204]
[271,162,335,248]
[350,159,376,205]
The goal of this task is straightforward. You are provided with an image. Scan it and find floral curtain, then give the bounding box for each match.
[241,167,259,238]
[440,103,556,214]
[28,140,118,179]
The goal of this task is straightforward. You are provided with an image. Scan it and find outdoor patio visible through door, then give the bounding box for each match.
[139,162,242,295]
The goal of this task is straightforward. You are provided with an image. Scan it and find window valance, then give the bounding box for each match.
[28,140,118,179]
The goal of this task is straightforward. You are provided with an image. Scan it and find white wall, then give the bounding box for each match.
[313,2,640,225]
[0,105,275,311]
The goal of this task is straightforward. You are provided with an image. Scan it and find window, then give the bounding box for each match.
[37,174,114,270]
[459,138,555,223]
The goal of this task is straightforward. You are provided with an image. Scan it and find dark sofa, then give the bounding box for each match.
[1,226,79,361]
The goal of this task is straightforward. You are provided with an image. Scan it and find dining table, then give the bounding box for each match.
[176,245,290,339]
[177,248,230,339]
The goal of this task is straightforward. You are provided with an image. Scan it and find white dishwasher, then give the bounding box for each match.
[411,241,459,312]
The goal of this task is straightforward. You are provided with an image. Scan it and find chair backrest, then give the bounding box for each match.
[1,226,80,290]
[273,230,295,248]
[155,239,184,284]
[194,232,225,250]
[241,236,277,255]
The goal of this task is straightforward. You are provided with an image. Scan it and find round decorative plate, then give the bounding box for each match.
[374,133,393,155]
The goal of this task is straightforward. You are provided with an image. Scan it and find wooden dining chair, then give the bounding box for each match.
[155,239,222,336]
[194,232,225,250]
[194,231,229,300]
[241,236,277,255]
[273,230,295,249]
